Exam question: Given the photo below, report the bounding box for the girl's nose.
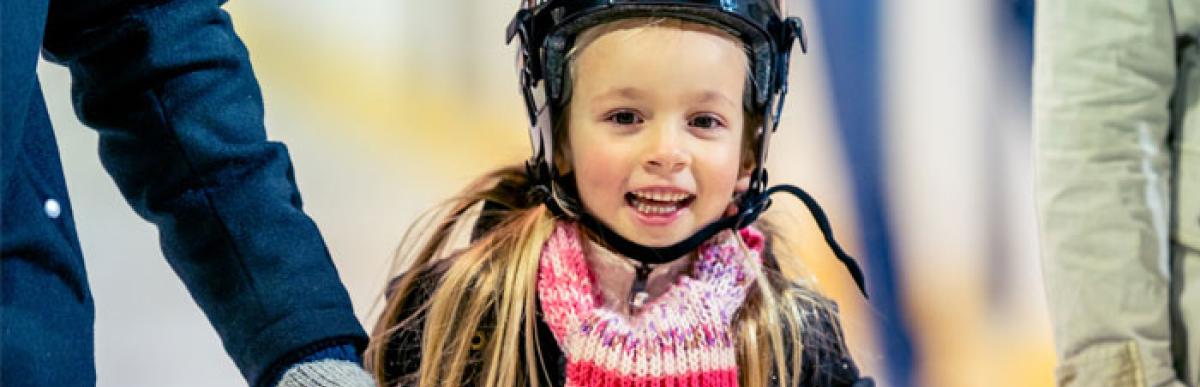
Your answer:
[642,124,690,175]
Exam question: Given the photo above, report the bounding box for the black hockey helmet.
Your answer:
[504,0,866,297]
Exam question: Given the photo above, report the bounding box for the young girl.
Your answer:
[366,1,873,386]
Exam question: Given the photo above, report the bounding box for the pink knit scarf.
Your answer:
[537,222,765,387]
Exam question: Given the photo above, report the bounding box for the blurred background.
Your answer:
[36,0,1050,386]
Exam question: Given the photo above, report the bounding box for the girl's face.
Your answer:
[566,21,751,248]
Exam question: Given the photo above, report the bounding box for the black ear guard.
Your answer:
[503,0,866,298]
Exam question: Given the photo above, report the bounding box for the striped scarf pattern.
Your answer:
[537,222,763,387]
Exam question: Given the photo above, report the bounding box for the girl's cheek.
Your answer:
[576,153,627,202]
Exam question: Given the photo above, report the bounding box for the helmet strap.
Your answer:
[534,171,869,298]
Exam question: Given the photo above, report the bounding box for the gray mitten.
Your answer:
[275,360,376,387]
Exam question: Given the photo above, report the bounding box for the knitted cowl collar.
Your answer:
[537,221,765,387]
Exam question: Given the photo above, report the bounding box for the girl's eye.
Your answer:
[689,114,724,129]
[606,111,643,125]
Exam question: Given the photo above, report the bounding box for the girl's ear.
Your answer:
[725,168,754,217]
[735,168,752,193]
[554,143,574,174]
[553,106,574,174]
[736,141,755,193]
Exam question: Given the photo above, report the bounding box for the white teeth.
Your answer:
[634,202,678,215]
[632,190,689,202]
[629,190,691,215]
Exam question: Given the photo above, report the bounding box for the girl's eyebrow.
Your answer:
[593,86,647,101]
[592,88,736,109]
[692,90,738,109]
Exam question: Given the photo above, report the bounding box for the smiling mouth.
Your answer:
[625,189,696,216]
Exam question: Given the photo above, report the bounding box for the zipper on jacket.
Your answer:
[628,261,653,312]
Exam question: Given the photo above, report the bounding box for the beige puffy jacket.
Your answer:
[1035,1,1200,386]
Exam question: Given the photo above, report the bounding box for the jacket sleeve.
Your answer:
[378,258,501,387]
[39,2,366,386]
[378,265,442,387]
[1033,1,1186,386]
[782,290,873,387]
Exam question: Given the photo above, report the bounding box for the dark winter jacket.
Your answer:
[377,257,875,387]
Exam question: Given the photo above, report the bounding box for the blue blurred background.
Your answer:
[36,0,1049,386]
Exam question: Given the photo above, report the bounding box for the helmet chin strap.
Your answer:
[543,192,736,264]
[535,170,869,298]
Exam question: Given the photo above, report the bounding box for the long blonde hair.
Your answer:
[367,15,839,387]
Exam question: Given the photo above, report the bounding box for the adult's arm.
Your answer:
[40,1,367,386]
[1034,1,1184,385]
